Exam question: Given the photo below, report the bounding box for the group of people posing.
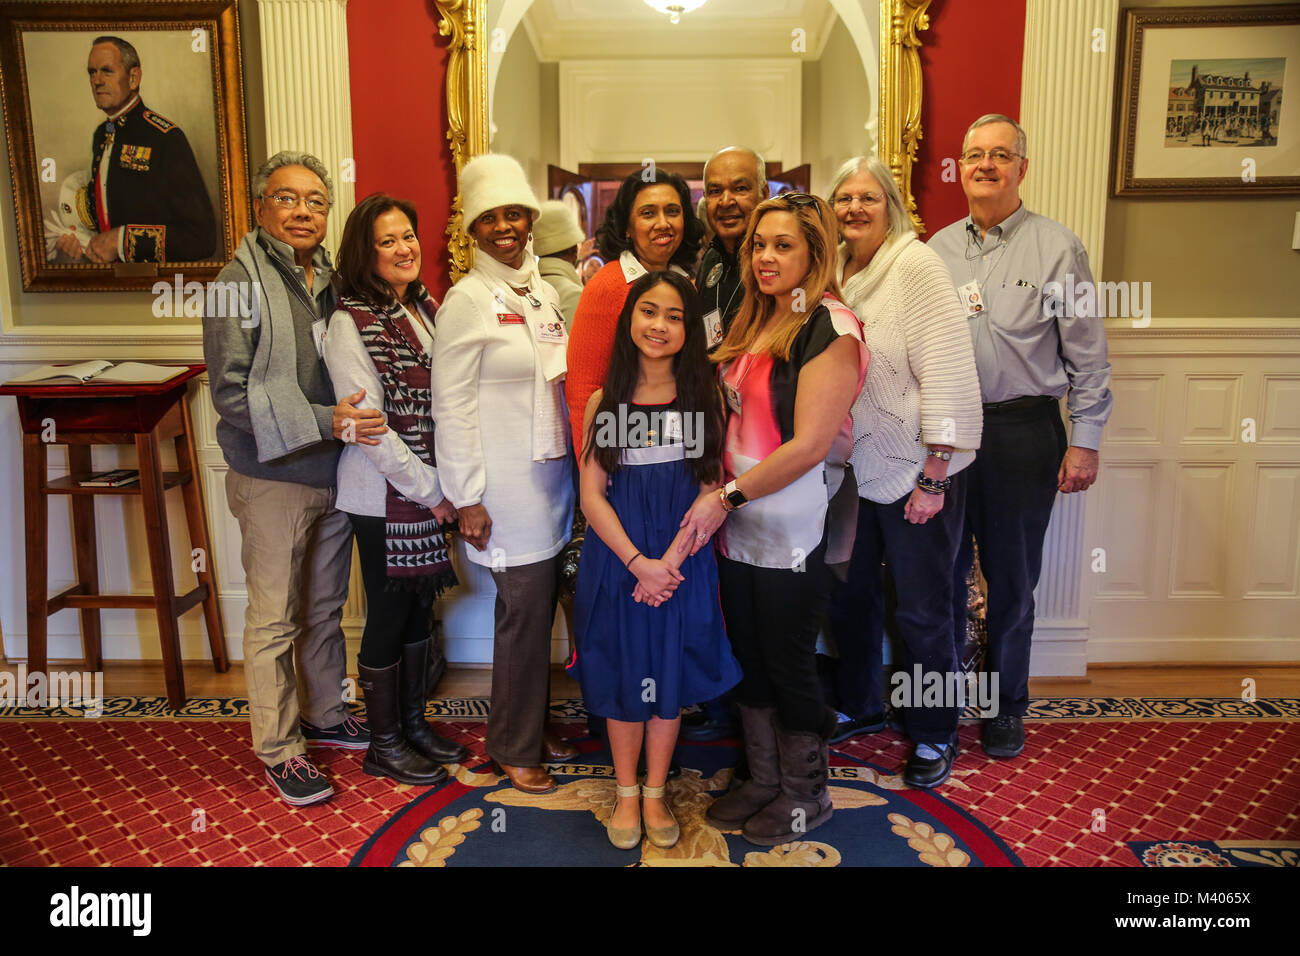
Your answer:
[202,112,1112,853]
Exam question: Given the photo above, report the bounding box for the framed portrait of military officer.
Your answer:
[0,0,250,291]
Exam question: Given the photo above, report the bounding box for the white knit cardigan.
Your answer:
[841,233,983,504]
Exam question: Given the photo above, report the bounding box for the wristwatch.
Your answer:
[926,448,953,461]
[721,479,748,511]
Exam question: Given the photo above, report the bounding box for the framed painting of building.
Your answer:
[0,0,250,292]
[1112,4,1300,196]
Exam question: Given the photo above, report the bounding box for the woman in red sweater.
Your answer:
[565,170,705,455]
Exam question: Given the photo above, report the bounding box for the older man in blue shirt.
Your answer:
[928,114,1112,760]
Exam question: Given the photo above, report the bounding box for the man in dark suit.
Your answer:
[55,35,216,264]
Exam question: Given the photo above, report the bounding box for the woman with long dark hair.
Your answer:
[323,192,468,786]
[565,169,706,458]
[568,270,739,850]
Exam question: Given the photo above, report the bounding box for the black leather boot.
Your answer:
[401,639,469,764]
[358,662,447,786]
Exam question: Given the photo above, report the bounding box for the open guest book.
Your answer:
[7,360,186,386]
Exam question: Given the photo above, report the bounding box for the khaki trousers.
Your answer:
[486,556,561,767]
[225,470,353,766]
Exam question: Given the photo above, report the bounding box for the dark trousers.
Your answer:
[829,475,968,746]
[487,556,561,767]
[350,514,433,668]
[718,541,833,734]
[953,399,1067,717]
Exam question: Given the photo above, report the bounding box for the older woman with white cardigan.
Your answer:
[430,155,575,794]
[824,155,982,790]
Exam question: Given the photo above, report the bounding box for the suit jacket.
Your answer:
[82,97,217,262]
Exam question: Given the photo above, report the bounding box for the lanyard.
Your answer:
[964,215,1023,289]
[714,259,740,319]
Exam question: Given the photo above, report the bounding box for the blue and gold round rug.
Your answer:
[350,736,1021,867]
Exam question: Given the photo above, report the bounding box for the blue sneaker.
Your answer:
[301,714,369,750]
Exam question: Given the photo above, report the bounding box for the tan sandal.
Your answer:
[607,783,642,850]
[641,783,680,849]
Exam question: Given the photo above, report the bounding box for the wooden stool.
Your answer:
[1,364,229,709]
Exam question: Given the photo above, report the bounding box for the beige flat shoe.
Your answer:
[607,784,642,850]
[641,783,680,849]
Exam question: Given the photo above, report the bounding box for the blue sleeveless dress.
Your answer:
[568,401,742,722]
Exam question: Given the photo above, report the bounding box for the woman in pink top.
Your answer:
[686,193,868,847]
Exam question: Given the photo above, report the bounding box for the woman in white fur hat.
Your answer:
[430,154,576,794]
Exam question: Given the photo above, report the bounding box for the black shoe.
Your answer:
[903,739,959,789]
[401,639,470,764]
[680,708,736,742]
[828,711,887,744]
[358,662,448,786]
[265,755,333,806]
[301,714,370,750]
[982,714,1025,759]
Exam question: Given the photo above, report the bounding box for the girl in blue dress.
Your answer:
[568,270,741,851]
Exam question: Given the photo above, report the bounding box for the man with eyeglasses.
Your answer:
[203,151,387,805]
[54,35,216,264]
[928,114,1112,761]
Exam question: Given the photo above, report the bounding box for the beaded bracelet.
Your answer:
[916,474,951,495]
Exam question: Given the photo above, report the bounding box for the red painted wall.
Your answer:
[345,0,1028,282]
[346,0,458,297]
[913,0,1027,235]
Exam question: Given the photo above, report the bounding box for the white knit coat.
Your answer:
[841,233,983,504]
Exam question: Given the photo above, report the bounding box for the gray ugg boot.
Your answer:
[706,704,780,829]
[740,721,833,846]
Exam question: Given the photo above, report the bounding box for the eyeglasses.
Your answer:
[261,192,331,214]
[959,149,1023,166]
[833,193,884,209]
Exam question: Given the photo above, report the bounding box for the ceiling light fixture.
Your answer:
[642,0,708,25]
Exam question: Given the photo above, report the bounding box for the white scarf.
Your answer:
[472,247,569,461]
[838,232,916,310]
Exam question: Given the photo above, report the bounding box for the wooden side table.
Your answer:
[0,364,229,708]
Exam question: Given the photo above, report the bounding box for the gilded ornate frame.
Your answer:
[0,0,250,292]
[434,0,933,282]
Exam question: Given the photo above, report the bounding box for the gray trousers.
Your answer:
[485,555,561,767]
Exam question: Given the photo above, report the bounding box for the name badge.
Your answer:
[703,309,724,349]
[537,317,566,343]
[958,280,985,316]
[496,313,525,325]
[723,381,742,415]
[662,410,683,443]
[311,318,327,358]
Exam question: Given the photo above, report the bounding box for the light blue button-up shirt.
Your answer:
[928,203,1113,450]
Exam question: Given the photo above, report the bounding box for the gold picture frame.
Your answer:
[0,0,250,292]
[434,0,933,282]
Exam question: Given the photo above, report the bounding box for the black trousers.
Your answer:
[350,513,434,668]
[952,399,1068,717]
[718,541,834,734]
[828,475,967,746]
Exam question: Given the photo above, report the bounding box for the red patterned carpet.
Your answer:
[1,707,1296,867]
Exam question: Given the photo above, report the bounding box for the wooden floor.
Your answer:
[3,660,1298,700]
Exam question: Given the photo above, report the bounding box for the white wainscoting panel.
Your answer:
[1084,323,1300,662]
